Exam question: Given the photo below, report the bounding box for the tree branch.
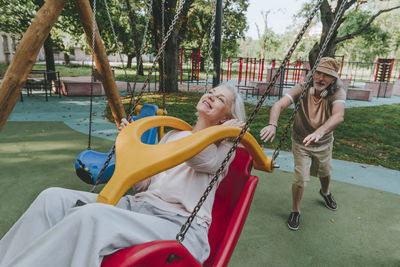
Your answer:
[336,5,400,43]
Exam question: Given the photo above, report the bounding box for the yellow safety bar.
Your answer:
[96,116,273,205]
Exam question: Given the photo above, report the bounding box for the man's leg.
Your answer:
[289,141,311,230]
[319,175,337,210]
[319,174,331,194]
[292,183,304,212]
[311,143,337,211]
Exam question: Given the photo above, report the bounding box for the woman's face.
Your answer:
[196,86,235,125]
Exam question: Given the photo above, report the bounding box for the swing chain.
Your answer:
[128,0,187,119]
[271,0,348,161]
[162,0,166,107]
[103,0,130,89]
[176,0,325,244]
[204,0,217,92]
[90,145,116,192]
[127,0,153,113]
[88,0,98,150]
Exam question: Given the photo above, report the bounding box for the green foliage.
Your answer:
[221,0,249,59]
[93,0,149,57]
[0,0,150,57]
[337,10,391,62]
[181,0,249,61]
[291,0,400,63]
[0,0,36,35]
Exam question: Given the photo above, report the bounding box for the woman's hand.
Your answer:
[118,118,131,133]
[221,119,248,131]
[260,124,277,143]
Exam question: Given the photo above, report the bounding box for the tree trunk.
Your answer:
[127,54,133,69]
[152,0,195,93]
[125,0,144,75]
[43,34,57,81]
[63,53,70,65]
[163,31,179,92]
[200,57,205,72]
[308,0,340,68]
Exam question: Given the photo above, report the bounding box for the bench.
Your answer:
[346,88,373,101]
[236,85,258,99]
[63,81,105,96]
[23,70,62,101]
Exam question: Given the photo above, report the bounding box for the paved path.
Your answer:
[7,81,400,195]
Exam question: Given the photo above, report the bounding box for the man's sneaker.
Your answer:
[320,189,337,210]
[287,211,300,230]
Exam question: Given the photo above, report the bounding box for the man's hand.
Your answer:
[260,124,277,143]
[303,130,324,147]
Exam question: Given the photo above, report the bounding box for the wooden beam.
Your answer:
[0,0,68,131]
[72,0,126,126]
[0,0,126,131]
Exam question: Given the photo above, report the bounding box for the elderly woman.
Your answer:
[0,83,246,267]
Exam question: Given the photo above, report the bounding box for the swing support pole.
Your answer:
[0,0,126,131]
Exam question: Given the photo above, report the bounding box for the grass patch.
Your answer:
[334,105,400,170]
[106,92,400,171]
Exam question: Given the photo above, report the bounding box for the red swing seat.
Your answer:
[101,146,259,267]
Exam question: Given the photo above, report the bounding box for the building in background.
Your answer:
[0,32,18,65]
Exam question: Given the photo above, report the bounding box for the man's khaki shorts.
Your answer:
[292,140,333,187]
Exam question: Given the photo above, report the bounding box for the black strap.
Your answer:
[75,199,87,207]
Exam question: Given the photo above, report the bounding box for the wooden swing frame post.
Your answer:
[0,0,126,131]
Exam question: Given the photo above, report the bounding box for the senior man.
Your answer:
[260,57,346,230]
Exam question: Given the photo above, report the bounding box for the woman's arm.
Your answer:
[186,119,244,174]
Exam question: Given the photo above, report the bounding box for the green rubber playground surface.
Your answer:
[1,121,399,266]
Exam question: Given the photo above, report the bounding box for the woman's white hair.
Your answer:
[216,82,246,122]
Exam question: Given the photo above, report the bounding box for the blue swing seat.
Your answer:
[75,104,160,185]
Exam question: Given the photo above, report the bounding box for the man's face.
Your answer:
[313,71,336,91]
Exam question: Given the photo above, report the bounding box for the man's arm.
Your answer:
[303,102,345,147]
[260,96,292,143]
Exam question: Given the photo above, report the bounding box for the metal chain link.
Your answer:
[104,0,153,115]
[272,0,348,161]
[91,0,183,192]
[88,0,97,150]
[103,0,130,90]
[128,0,187,118]
[204,0,217,93]
[176,0,324,244]
[90,145,115,192]
[162,0,166,112]
[127,0,153,113]
[88,0,148,190]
